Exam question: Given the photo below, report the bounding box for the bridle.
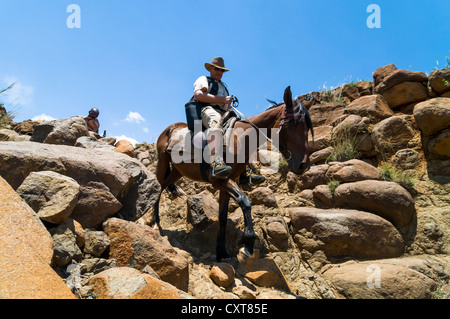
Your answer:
[276,101,309,161]
[230,96,309,161]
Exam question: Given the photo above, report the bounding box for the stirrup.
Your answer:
[210,156,232,179]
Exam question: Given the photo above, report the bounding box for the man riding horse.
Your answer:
[186,57,265,184]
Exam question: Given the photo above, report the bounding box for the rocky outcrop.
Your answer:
[1,63,449,300]
[0,141,160,224]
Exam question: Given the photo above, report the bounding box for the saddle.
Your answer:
[166,111,240,167]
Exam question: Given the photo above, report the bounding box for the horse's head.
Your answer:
[278,86,314,175]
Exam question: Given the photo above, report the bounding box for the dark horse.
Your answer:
[151,86,314,266]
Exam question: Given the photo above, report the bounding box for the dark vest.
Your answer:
[185,77,229,131]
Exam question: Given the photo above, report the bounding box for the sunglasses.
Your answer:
[213,67,225,72]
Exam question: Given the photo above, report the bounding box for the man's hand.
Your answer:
[224,96,233,104]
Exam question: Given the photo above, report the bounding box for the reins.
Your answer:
[229,96,308,161]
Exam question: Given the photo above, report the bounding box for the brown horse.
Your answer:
[151,86,314,265]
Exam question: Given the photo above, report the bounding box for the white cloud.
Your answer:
[142,127,149,133]
[124,111,146,124]
[114,135,139,147]
[2,76,34,106]
[31,114,57,122]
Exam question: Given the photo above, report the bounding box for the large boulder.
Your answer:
[0,141,160,222]
[88,267,193,299]
[428,68,450,94]
[347,95,394,123]
[289,207,405,259]
[186,190,219,231]
[308,103,346,127]
[30,116,90,146]
[413,98,450,136]
[71,182,123,229]
[16,171,80,225]
[373,65,429,108]
[325,159,382,183]
[333,180,416,229]
[103,218,190,292]
[322,258,437,299]
[371,116,416,156]
[0,176,75,298]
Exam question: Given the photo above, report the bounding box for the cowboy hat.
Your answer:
[205,57,230,72]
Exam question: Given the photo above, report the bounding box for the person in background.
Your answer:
[85,108,100,134]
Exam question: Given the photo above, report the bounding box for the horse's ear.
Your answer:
[284,86,293,112]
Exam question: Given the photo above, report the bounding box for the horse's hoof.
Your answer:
[237,247,258,271]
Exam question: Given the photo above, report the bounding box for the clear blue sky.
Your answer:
[1,0,449,144]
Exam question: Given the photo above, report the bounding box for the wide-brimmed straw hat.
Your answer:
[205,57,230,72]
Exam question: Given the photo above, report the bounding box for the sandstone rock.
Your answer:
[371,116,416,156]
[374,67,428,95]
[334,180,415,228]
[332,115,369,137]
[312,184,334,208]
[249,187,278,207]
[310,146,333,165]
[372,65,429,108]
[325,159,381,183]
[116,140,135,157]
[31,116,89,146]
[347,95,394,122]
[0,176,75,298]
[16,171,80,224]
[264,217,291,251]
[187,190,219,230]
[428,68,450,94]
[427,130,450,158]
[289,207,405,259]
[0,141,160,222]
[373,64,398,88]
[71,182,123,229]
[245,271,280,288]
[0,128,30,141]
[84,230,110,257]
[232,285,257,299]
[308,125,332,153]
[322,258,437,299]
[383,81,428,108]
[12,120,40,136]
[392,148,421,170]
[297,164,329,190]
[79,258,118,275]
[413,98,450,136]
[210,263,235,288]
[89,267,193,299]
[75,136,115,151]
[103,217,189,291]
[49,223,83,267]
[308,103,346,127]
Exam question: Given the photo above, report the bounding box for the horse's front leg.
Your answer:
[216,190,231,262]
[215,179,257,268]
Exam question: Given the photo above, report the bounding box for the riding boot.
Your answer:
[239,167,266,185]
[210,155,232,179]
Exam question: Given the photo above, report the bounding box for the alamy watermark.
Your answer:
[367,4,381,29]
[366,264,381,289]
[66,4,81,29]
